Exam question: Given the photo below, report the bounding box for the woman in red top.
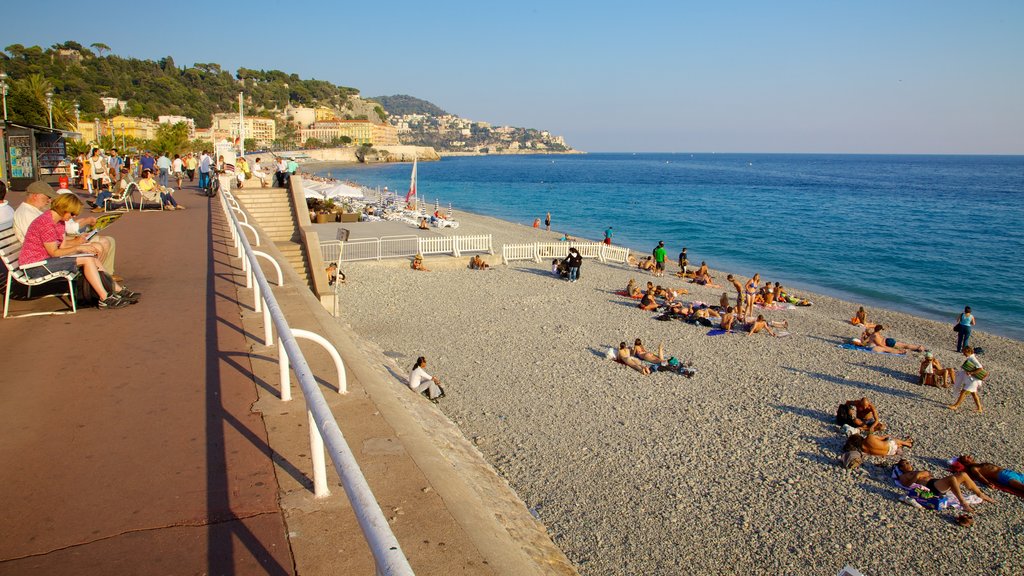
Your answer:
[20,193,134,309]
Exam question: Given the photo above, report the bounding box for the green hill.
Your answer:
[369,95,448,117]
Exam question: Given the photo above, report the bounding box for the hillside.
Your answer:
[368,95,447,117]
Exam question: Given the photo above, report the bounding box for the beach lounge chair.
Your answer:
[105,182,135,212]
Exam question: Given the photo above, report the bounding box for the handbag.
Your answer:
[953,323,962,333]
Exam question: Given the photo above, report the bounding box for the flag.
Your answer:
[405,157,417,202]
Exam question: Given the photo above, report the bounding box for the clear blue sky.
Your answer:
[3,0,1022,153]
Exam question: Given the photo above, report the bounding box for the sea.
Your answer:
[313,153,1024,342]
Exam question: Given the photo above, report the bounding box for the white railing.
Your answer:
[321,234,494,263]
[502,241,628,265]
[220,191,414,576]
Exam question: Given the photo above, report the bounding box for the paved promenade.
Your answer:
[0,180,576,576]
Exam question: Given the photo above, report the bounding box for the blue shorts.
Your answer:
[23,258,79,279]
[997,469,1024,486]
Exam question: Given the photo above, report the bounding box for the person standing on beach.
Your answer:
[955,306,976,352]
[744,274,760,319]
[652,241,666,277]
[604,226,613,245]
[533,217,540,228]
[678,247,688,275]
[727,275,744,310]
[565,247,582,282]
[545,212,551,231]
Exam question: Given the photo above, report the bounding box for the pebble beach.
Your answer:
[332,209,1024,575]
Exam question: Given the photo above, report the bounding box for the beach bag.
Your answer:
[840,450,864,469]
[953,323,962,333]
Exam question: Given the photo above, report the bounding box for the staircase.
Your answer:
[234,187,311,288]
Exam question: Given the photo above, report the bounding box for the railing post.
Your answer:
[533,242,541,263]
[453,237,461,258]
[279,339,292,401]
[263,301,272,346]
[309,410,330,498]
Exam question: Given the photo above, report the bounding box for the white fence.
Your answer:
[501,242,631,265]
[321,234,493,263]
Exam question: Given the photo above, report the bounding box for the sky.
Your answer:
[3,0,1023,154]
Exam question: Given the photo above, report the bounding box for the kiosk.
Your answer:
[1,122,76,191]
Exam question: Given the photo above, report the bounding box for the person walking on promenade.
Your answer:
[652,241,667,277]
[603,226,613,245]
[107,148,123,182]
[198,151,212,190]
[955,306,976,352]
[185,153,198,183]
[545,212,551,231]
[565,247,583,283]
[408,356,445,402]
[156,152,172,188]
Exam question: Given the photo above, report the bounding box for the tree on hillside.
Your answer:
[90,43,111,57]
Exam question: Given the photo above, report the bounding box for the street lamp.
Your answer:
[0,72,9,121]
[45,91,53,129]
[121,123,125,150]
[74,102,80,129]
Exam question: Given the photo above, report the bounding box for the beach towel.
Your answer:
[838,343,905,356]
[706,328,734,336]
[757,303,796,311]
[614,290,643,300]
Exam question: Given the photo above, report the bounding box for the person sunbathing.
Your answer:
[469,255,489,270]
[638,288,659,311]
[720,307,737,331]
[838,397,885,432]
[637,256,656,272]
[626,278,642,298]
[856,325,906,354]
[896,459,994,513]
[845,432,913,458]
[919,352,954,388]
[762,282,776,306]
[418,218,429,230]
[719,292,730,309]
[850,306,877,328]
[631,339,664,363]
[745,314,787,336]
[955,455,1024,499]
[616,342,650,374]
[411,254,430,271]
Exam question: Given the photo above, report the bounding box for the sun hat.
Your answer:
[26,181,59,199]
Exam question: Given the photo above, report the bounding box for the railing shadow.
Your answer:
[783,366,922,400]
[205,200,291,576]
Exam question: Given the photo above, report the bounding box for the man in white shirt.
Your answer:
[0,181,14,229]
[198,151,213,190]
[13,181,118,277]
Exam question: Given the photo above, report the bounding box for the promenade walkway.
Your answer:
[0,179,576,575]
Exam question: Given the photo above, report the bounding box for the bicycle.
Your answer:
[202,168,220,198]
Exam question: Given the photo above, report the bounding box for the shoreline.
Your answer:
[331,198,1024,574]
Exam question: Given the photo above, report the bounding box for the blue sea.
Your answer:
[315,153,1024,341]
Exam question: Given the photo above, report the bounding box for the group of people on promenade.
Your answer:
[4,180,140,310]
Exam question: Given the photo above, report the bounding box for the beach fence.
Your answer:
[501,241,631,265]
[321,234,494,263]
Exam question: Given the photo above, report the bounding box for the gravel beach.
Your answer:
[333,210,1024,575]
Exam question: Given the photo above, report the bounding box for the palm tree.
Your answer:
[51,98,76,131]
[18,73,53,108]
[90,43,111,57]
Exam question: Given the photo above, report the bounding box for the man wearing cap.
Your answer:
[13,181,118,278]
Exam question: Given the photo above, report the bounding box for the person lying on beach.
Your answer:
[954,455,1024,499]
[837,397,885,432]
[626,278,642,298]
[411,254,430,271]
[745,314,787,336]
[691,269,721,288]
[865,325,924,353]
[896,459,994,513]
[616,342,651,374]
[469,255,490,270]
[855,325,907,354]
[919,352,954,388]
[638,288,659,311]
[845,432,913,458]
[632,339,665,363]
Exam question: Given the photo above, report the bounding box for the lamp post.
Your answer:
[0,72,8,122]
[45,91,53,129]
[121,123,125,150]
[74,102,80,130]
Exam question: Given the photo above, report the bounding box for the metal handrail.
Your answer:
[218,191,415,576]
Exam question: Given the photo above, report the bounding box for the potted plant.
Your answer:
[316,198,335,223]
[306,198,323,221]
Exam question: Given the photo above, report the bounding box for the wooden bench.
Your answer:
[0,223,79,318]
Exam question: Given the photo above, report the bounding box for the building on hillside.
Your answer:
[76,116,159,143]
[315,106,338,122]
[100,97,127,114]
[298,120,399,147]
[286,106,316,128]
[158,115,196,137]
[193,127,232,146]
[211,114,277,146]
